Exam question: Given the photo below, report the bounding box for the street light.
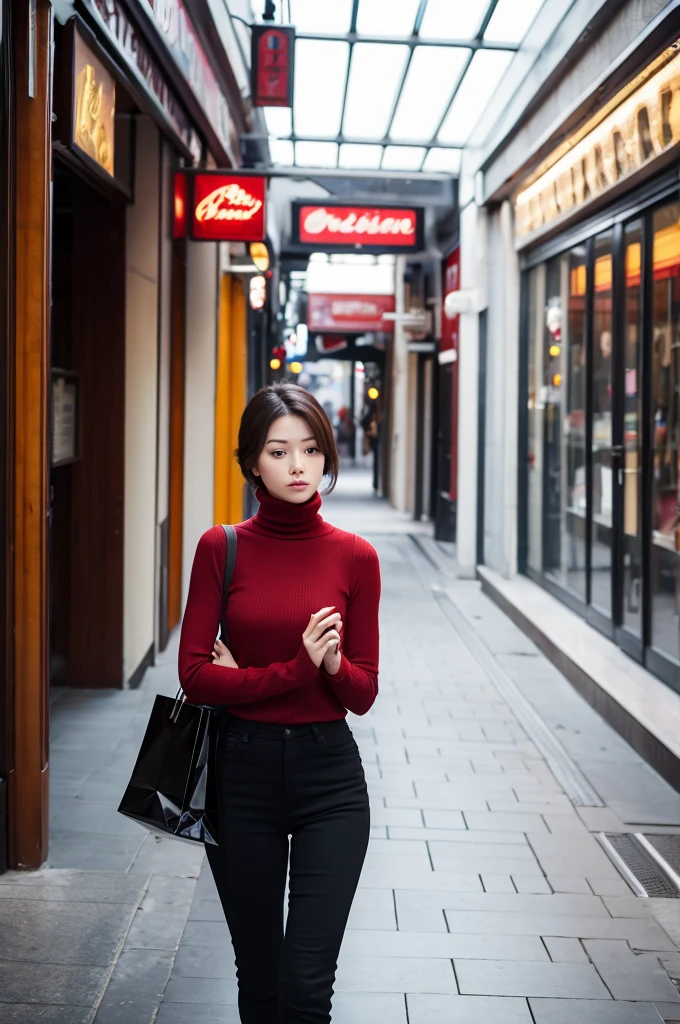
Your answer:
[290,361,303,374]
[367,386,379,400]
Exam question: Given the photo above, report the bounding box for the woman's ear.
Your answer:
[252,466,260,478]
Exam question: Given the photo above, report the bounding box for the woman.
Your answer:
[178,382,381,1024]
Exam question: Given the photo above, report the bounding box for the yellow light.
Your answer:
[552,373,562,387]
[367,387,379,400]
[549,344,561,357]
[250,242,270,272]
[290,361,303,374]
[270,358,281,370]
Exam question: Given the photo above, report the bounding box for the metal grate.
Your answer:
[645,834,680,879]
[601,833,680,898]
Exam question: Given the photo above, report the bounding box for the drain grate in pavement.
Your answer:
[599,832,680,897]
[644,833,680,879]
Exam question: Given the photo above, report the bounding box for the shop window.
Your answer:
[622,221,643,638]
[590,232,613,617]
[540,247,588,597]
[527,264,544,573]
[651,201,680,664]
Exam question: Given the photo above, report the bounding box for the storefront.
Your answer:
[517,41,680,691]
[3,0,249,871]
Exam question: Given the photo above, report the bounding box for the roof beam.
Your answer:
[294,32,516,50]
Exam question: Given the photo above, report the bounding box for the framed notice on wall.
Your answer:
[51,370,80,467]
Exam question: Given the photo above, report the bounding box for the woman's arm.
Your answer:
[178,527,318,705]
[320,537,381,715]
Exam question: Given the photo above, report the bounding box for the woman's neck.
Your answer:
[245,486,334,539]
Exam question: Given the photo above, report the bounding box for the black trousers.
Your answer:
[205,713,370,1024]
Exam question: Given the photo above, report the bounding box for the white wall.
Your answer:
[155,140,174,650]
[482,201,520,577]
[389,255,409,512]
[456,200,487,578]
[124,117,160,683]
[182,240,218,609]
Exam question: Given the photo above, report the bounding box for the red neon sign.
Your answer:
[173,172,187,239]
[192,174,266,242]
[307,294,395,334]
[298,205,420,248]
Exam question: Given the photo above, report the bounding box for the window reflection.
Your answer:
[622,222,643,637]
[590,233,613,616]
[651,202,680,664]
[542,248,587,598]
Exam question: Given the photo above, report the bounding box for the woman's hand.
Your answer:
[212,639,238,669]
[302,606,343,669]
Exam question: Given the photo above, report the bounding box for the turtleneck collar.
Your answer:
[246,486,334,540]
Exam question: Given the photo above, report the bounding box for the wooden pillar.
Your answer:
[11,0,52,868]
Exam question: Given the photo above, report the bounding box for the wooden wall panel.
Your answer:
[67,191,126,687]
[11,0,52,868]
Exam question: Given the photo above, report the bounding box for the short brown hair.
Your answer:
[235,382,339,495]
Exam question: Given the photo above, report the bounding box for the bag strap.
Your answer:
[219,525,237,644]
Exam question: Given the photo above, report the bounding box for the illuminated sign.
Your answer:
[294,203,423,252]
[250,242,270,271]
[307,294,396,334]
[173,173,187,239]
[515,46,680,242]
[252,25,295,108]
[249,275,266,310]
[191,174,266,242]
[72,27,115,176]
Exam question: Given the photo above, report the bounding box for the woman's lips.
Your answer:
[288,482,308,488]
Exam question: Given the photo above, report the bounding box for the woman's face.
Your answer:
[252,413,326,503]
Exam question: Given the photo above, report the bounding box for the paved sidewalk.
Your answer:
[2,469,680,1022]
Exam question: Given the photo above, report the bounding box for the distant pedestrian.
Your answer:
[179,382,381,1024]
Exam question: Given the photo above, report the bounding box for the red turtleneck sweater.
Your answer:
[178,488,381,722]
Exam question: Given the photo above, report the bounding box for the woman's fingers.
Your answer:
[310,612,342,641]
[303,607,334,639]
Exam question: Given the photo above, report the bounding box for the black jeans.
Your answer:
[205,713,370,1024]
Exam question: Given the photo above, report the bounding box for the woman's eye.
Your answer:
[306,447,319,454]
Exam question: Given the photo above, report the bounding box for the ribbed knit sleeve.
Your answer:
[178,527,318,705]
[320,536,381,715]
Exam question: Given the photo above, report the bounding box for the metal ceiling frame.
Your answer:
[247,0,518,173]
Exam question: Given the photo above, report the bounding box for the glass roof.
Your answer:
[249,0,546,173]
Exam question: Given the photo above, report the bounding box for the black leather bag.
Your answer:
[117,525,236,845]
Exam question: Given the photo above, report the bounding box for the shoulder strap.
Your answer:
[219,525,237,643]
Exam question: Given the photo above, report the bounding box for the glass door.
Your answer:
[588,232,614,629]
[648,201,680,683]
[612,220,644,655]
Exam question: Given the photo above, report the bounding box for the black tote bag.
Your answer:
[118,524,236,846]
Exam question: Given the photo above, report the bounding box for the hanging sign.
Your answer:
[293,202,423,253]
[191,173,266,242]
[251,25,295,107]
[72,25,116,177]
[307,294,395,334]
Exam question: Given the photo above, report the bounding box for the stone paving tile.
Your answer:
[0,961,109,1006]
[583,940,680,1002]
[407,994,533,1023]
[455,957,610,997]
[442,911,676,949]
[0,1006,93,1023]
[543,937,590,963]
[334,955,457,992]
[340,929,548,961]
[530,999,665,1023]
